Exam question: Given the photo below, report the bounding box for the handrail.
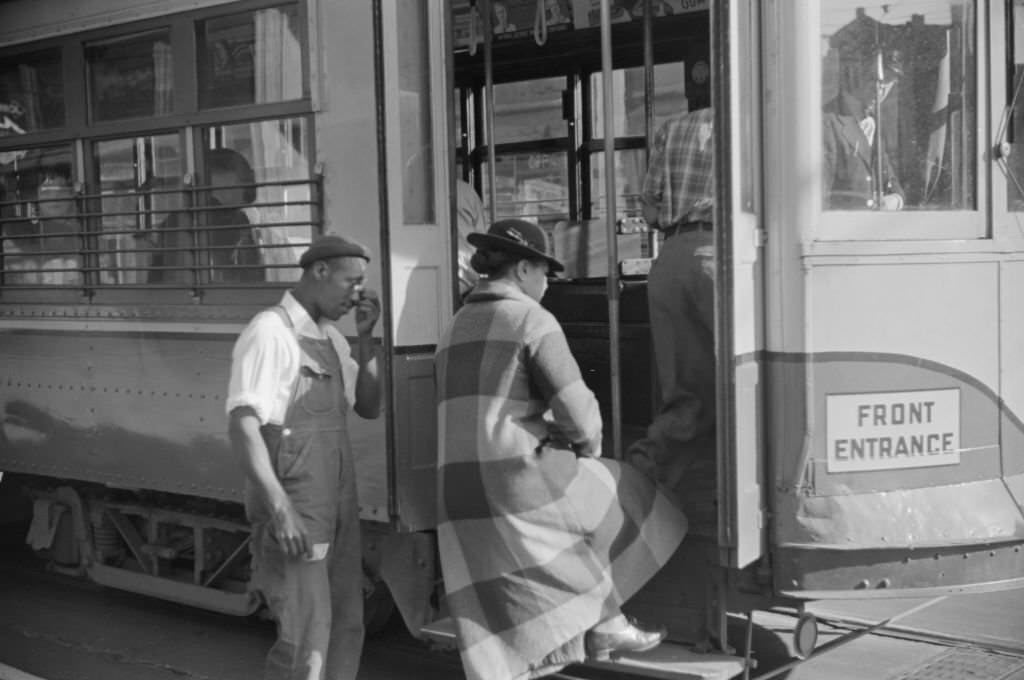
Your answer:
[599,0,622,460]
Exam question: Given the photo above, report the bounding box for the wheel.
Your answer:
[793,612,818,660]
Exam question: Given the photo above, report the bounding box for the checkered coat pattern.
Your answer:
[436,280,687,680]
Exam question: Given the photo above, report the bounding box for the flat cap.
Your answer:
[299,235,372,268]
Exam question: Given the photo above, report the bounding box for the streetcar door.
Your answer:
[378,0,452,531]
[714,0,766,569]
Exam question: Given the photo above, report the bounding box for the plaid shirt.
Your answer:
[642,107,715,227]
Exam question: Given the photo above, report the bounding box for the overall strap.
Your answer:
[267,305,303,423]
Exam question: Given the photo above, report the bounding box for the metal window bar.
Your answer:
[0,175,323,292]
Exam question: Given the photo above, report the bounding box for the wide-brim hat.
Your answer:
[467,218,564,273]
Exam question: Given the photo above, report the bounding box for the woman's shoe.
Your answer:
[585,619,668,661]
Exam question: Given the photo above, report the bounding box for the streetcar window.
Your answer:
[481,150,569,228]
[1006,1,1024,210]
[821,1,976,212]
[86,30,174,122]
[93,134,184,286]
[589,63,688,137]
[197,5,305,110]
[492,78,567,144]
[199,117,313,284]
[0,49,65,132]
[397,0,436,225]
[0,145,81,286]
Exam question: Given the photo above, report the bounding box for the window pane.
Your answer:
[0,49,65,132]
[183,117,314,285]
[822,1,976,211]
[0,145,81,285]
[590,63,688,138]
[87,30,174,122]
[587,148,647,218]
[197,4,305,109]
[493,78,565,144]
[481,151,568,226]
[94,135,184,285]
[397,1,435,224]
[1006,2,1024,210]
[572,149,647,278]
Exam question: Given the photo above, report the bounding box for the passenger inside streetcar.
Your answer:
[152,147,264,284]
[1,168,82,286]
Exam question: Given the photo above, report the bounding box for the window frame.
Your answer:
[813,0,989,242]
[0,0,317,307]
[990,0,1024,242]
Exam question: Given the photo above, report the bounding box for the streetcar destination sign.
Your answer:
[825,388,960,473]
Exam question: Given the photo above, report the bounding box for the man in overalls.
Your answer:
[227,235,382,680]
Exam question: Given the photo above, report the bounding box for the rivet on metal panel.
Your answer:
[855,579,869,589]
[877,578,891,588]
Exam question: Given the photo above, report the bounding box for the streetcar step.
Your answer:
[420,618,745,679]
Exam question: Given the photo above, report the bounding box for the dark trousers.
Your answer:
[628,228,716,489]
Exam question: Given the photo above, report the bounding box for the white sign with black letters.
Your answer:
[826,388,961,473]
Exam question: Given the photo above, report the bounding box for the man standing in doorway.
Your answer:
[628,106,716,492]
[227,235,382,680]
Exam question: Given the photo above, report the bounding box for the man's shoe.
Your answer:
[585,619,667,661]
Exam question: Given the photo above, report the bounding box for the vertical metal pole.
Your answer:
[600,0,622,459]
[873,45,884,208]
[642,0,657,258]
[371,0,398,519]
[482,0,498,224]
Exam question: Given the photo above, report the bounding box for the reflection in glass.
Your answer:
[821,1,976,211]
[87,31,174,122]
[590,63,688,138]
[197,4,305,109]
[0,50,65,132]
[0,145,81,285]
[94,135,183,285]
[397,1,435,224]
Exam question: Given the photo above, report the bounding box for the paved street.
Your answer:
[1,522,1022,680]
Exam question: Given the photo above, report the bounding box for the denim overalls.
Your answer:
[245,307,364,680]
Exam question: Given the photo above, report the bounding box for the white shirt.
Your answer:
[226,291,358,425]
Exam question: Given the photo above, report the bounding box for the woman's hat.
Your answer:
[467,219,564,272]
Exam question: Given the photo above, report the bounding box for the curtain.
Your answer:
[153,40,174,116]
[254,8,302,104]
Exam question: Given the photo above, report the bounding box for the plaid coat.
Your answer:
[436,280,687,680]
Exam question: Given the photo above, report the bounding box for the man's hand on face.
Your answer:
[355,288,381,337]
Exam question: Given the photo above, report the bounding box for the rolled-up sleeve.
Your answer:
[225,314,293,425]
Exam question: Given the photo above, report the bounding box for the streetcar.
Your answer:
[0,0,1021,677]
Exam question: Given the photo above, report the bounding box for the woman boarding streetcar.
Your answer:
[434,219,687,680]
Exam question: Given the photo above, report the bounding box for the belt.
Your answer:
[661,220,713,238]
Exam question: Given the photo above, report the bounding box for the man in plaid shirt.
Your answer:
[628,106,716,492]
